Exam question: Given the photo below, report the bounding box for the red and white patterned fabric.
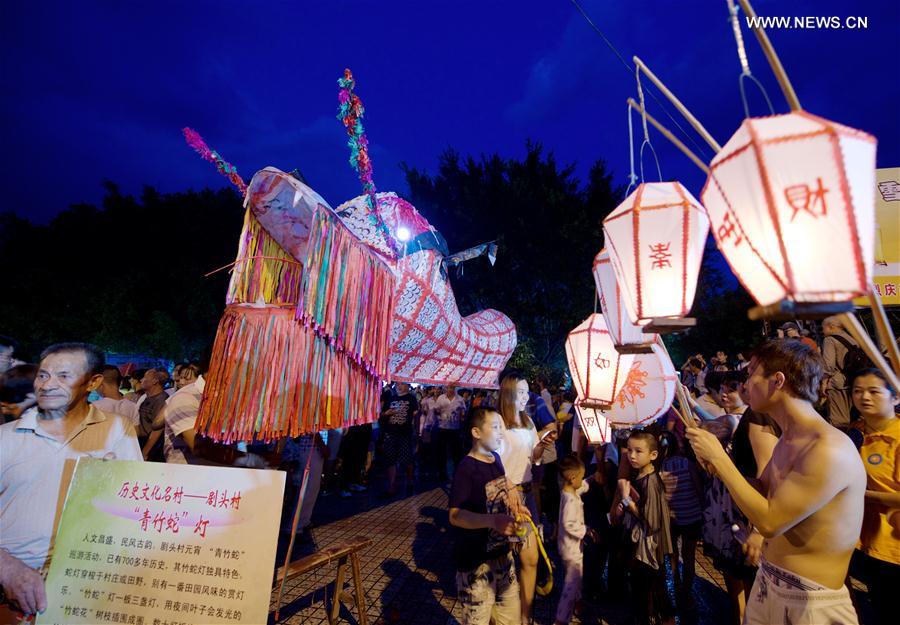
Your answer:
[238,167,516,388]
[334,192,517,388]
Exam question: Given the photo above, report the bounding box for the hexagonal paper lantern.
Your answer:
[701,112,876,306]
[602,182,710,324]
[565,313,635,406]
[593,248,656,351]
[604,342,677,426]
[574,404,612,444]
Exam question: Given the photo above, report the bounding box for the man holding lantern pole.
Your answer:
[687,339,865,625]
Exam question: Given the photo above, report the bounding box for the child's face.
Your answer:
[626,439,658,470]
[473,412,504,452]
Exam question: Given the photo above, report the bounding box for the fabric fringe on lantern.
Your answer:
[196,305,383,442]
[182,127,248,195]
[298,206,396,379]
[226,210,304,306]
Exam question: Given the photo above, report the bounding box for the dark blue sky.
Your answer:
[2,1,898,224]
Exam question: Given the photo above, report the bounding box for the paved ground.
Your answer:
[267,481,735,625]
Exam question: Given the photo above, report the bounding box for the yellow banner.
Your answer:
[855,167,900,307]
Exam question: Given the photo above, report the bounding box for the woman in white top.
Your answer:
[498,372,557,624]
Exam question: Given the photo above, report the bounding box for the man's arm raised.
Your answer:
[686,428,851,538]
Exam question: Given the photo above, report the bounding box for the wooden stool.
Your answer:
[273,535,373,624]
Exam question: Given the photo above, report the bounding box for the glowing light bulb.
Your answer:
[396,226,411,242]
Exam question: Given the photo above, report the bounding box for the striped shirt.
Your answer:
[163,376,205,464]
[0,405,142,570]
[660,455,703,525]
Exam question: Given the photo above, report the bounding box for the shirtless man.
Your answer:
[687,339,865,625]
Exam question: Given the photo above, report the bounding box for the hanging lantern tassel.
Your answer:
[297,205,396,381]
[225,210,304,306]
[196,305,383,442]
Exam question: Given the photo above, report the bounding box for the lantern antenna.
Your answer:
[868,290,900,376]
[627,99,710,175]
[839,313,900,392]
[633,57,722,153]
[736,0,802,111]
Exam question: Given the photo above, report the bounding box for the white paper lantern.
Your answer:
[701,112,876,306]
[593,248,656,350]
[602,182,710,324]
[574,404,612,444]
[604,343,677,426]
[565,313,635,406]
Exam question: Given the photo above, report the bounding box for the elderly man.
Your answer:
[687,339,865,625]
[0,342,141,617]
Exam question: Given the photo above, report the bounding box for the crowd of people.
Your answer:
[0,320,898,625]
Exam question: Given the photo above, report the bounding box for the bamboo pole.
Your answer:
[633,56,722,153]
[737,0,802,111]
[838,312,900,393]
[627,98,710,175]
[868,290,900,376]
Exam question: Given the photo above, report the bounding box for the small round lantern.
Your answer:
[565,313,635,407]
[602,182,710,326]
[574,404,612,445]
[593,248,656,353]
[604,342,677,427]
[701,112,876,308]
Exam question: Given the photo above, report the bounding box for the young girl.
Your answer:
[658,430,704,611]
[497,372,556,624]
[555,454,588,625]
[618,430,674,625]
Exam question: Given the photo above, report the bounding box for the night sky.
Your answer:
[2,0,898,226]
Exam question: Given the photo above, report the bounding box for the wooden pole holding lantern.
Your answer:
[737,0,802,111]
[868,290,900,375]
[838,313,900,393]
[633,57,722,152]
[626,99,709,175]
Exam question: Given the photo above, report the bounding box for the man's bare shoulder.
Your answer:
[799,425,864,477]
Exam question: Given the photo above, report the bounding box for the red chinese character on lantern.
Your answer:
[784,177,829,222]
[194,516,209,539]
[594,354,610,369]
[648,242,672,269]
[717,212,743,246]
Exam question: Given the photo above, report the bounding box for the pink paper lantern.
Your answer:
[565,313,635,406]
[701,112,876,306]
[604,343,677,426]
[593,248,656,350]
[574,404,612,444]
[602,182,710,324]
